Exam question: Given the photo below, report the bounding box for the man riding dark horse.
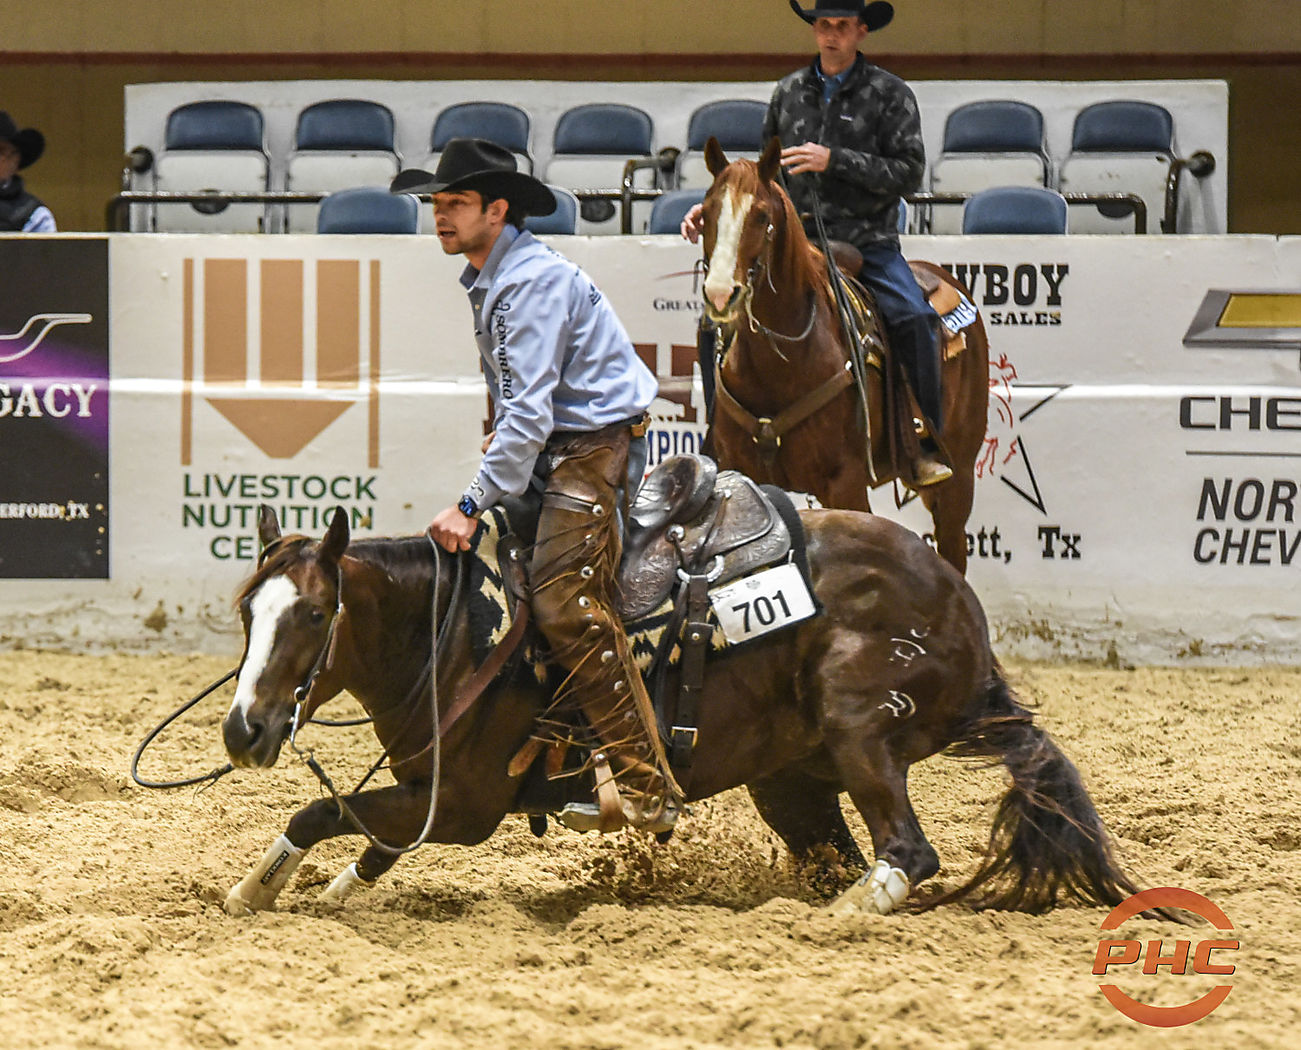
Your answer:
[392,139,682,832]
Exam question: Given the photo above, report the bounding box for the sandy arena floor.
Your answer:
[0,650,1297,1049]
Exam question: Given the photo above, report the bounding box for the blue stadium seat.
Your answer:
[1059,101,1175,233]
[648,189,705,234]
[317,187,419,234]
[287,100,401,232]
[552,103,653,155]
[1070,100,1174,152]
[164,100,264,151]
[928,101,1050,233]
[524,187,579,235]
[153,101,269,232]
[296,99,396,151]
[545,104,655,234]
[962,186,1068,234]
[677,99,768,190]
[431,102,532,169]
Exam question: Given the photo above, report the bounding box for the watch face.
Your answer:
[458,496,478,517]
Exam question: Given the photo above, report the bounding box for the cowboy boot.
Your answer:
[897,316,952,487]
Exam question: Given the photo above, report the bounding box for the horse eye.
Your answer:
[309,608,327,626]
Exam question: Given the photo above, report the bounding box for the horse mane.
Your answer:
[770,177,828,294]
[232,533,439,607]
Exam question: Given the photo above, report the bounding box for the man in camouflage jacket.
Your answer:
[766,1,950,484]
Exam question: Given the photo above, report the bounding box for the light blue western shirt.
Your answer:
[459,225,658,511]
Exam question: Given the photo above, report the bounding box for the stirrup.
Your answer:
[552,800,680,835]
[912,457,953,488]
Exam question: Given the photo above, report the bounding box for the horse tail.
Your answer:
[925,665,1175,918]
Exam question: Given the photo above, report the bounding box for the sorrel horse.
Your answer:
[698,138,990,574]
[218,503,1160,920]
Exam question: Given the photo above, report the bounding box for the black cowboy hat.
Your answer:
[789,0,894,30]
[0,111,45,169]
[390,137,556,217]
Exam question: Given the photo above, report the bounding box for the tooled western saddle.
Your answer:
[491,454,809,812]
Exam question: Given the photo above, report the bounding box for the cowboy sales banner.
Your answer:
[0,237,110,579]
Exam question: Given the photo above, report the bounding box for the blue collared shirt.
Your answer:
[817,60,853,105]
[458,225,658,511]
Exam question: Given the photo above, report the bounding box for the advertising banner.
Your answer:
[0,237,110,579]
[0,233,1297,663]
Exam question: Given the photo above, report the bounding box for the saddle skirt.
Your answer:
[619,454,792,621]
[824,241,975,362]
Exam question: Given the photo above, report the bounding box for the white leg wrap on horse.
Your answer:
[224,834,307,916]
[319,862,372,904]
[830,859,911,916]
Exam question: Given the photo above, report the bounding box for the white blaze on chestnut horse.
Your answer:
[697,137,991,575]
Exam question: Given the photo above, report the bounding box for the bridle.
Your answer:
[709,196,818,358]
[289,559,345,721]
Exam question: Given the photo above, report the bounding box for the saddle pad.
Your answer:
[465,503,820,681]
[464,508,724,679]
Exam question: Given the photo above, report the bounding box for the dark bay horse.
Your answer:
[218,505,1159,920]
[698,138,990,574]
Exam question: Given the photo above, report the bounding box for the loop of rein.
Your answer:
[286,533,448,858]
[130,669,238,790]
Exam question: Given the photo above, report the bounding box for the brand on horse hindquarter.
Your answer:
[217,496,1173,923]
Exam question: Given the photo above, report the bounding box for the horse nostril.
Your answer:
[222,710,264,764]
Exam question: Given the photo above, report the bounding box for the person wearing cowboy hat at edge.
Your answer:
[0,112,56,233]
[684,0,951,486]
[392,138,681,833]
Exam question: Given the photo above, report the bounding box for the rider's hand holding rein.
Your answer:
[429,506,476,553]
[780,141,831,174]
[681,203,704,244]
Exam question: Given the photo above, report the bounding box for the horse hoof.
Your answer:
[319,862,372,905]
[223,890,254,917]
[829,859,910,916]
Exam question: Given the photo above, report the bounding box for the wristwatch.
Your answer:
[457,494,480,519]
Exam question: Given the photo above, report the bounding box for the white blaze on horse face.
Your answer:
[232,575,299,718]
[704,188,754,313]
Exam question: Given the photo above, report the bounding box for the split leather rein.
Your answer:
[131,532,528,856]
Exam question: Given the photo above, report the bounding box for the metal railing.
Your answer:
[1163,150,1216,233]
[107,146,1217,237]
[906,191,1148,235]
[106,189,334,232]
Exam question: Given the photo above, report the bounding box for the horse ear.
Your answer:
[319,506,350,564]
[257,504,281,551]
[757,136,782,185]
[704,136,729,177]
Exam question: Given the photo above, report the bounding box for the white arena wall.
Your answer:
[1,231,1298,664]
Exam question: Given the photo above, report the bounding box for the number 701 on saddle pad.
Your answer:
[709,562,817,645]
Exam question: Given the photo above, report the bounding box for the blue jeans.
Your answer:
[856,244,943,433]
